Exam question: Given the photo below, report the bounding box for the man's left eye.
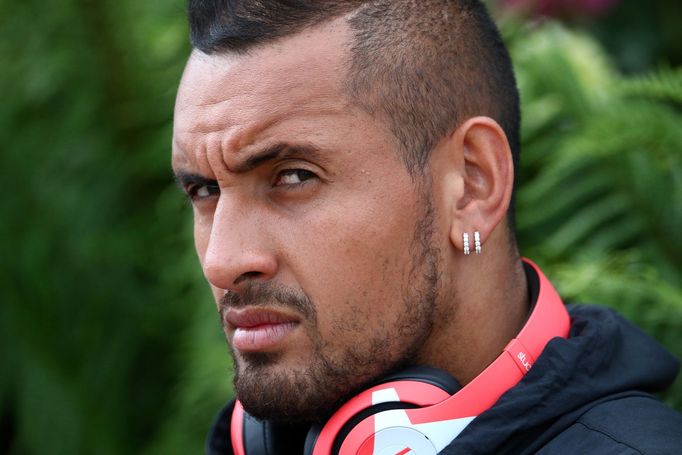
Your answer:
[275,169,317,186]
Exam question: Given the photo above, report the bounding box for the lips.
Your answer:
[223,308,300,352]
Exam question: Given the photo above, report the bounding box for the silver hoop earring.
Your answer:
[463,232,470,256]
[474,231,482,255]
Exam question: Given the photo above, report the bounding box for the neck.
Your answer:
[417,231,529,385]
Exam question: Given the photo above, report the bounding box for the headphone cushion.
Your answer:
[375,365,462,394]
[240,410,308,454]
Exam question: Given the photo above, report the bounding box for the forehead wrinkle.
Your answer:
[172,136,200,174]
[173,107,329,180]
[177,74,347,167]
[172,130,217,183]
[221,101,350,150]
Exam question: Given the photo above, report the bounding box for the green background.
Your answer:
[1,1,681,453]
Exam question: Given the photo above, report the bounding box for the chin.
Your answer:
[235,366,348,424]
[233,350,386,424]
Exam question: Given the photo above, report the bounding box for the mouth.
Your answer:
[223,307,301,352]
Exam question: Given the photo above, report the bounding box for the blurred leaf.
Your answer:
[510,22,682,410]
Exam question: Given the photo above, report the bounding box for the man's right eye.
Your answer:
[187,184,220,201]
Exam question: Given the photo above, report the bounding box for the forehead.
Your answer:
[173,18,353,162]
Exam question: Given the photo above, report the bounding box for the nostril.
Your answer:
[234,271,264,285]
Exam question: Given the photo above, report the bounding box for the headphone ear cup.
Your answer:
[379,365,462,394]
[304,366,461,454]
[234,403,308,455]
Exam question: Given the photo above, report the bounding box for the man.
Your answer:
[171,1,682,453]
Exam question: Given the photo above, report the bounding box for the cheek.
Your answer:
[285,194,420,340]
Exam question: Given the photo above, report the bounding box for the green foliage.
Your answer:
[0,0,229,453]
[1,4,680,455]
[508,23,682,409]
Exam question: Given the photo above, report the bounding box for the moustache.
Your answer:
[218,283,317,321]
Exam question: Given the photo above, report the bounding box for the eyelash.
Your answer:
[185,168,318,202]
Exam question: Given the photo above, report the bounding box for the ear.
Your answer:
[439,117,515,253]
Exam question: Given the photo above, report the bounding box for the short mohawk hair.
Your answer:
[189,0,364,53]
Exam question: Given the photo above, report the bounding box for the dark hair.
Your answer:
[188,0,520,227]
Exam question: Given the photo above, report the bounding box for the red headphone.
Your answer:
[230,259,570,454]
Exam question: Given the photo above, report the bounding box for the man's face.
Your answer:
[172,21,442,423]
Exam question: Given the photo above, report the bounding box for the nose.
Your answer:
[200,199,278,292]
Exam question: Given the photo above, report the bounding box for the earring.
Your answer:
[463,232,470,256]
[474,231,482,255]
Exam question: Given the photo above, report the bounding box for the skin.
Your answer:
[172,17,529,423]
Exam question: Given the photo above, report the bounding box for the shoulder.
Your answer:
[537,394,682,455]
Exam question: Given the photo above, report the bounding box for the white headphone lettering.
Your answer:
[517,352,532,372]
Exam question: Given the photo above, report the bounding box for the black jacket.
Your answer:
[440,304,682,454]
[207,305,682,454]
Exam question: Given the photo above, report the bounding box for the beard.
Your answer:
[219,197,441,424]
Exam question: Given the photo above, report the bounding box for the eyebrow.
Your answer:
[172,142,325,187]
[232,142,323,173]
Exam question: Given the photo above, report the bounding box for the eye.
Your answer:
[187,183,220,201]
[274,169,317,186]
